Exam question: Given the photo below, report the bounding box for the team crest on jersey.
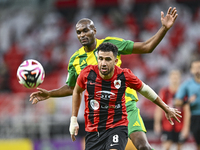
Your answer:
[90,99,99,110]
[114,80,121,89]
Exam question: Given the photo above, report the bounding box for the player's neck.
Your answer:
[84,41,97,52]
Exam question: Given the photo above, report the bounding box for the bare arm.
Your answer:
[29,84,74,104]
[153,97,181,125]
[70,82,85,142]
[72,83,85,117]
[138,83,181,125]
[132,7,178,54]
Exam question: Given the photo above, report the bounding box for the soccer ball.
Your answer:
[17,59,45,89]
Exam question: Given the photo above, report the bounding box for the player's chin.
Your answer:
[81,41,89,46]
[100,70,108,75]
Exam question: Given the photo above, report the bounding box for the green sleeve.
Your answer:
[103,37,134,55]
[66,57,78,87]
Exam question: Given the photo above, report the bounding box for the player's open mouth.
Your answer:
[101,68,107,72]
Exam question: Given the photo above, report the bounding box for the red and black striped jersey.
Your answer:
[77,65,142,132]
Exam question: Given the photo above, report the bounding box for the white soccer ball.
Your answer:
[17,59,45,89]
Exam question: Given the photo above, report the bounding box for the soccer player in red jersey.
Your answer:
[154,70,190,150]
[70,43,181,150]
[30,7,178,150]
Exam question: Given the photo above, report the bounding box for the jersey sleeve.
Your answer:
[103,37,134,55]
[124,69,142,90]
[66,61,78,87]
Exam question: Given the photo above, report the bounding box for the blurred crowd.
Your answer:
[0,0,200,140]
[0,0,200,93]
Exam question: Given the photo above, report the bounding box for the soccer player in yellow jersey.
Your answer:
[30,7,178,150]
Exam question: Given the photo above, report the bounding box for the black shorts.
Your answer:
[161,130,186,143]
[85,126,128,150]
[191,115,200,145]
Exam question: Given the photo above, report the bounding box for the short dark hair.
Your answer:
[97,42,118,58]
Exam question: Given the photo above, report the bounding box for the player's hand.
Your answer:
[165,107,182,125]
[69,116,79,142]
[29,88,50,104]
[161,7,178,30]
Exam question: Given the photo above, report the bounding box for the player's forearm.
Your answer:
[49,85,74,97]
[153,97,170,113]
[144,26,168,53]
[132,26,168,54]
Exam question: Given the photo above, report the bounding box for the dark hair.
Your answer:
[97,42,118,58]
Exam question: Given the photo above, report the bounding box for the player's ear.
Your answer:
[115,58,118,65]
[93,28,97,35]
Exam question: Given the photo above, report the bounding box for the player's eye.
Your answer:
[83,29,88,33]
[105,57,111,61]
[98,57,103,60]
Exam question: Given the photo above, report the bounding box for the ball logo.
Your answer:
[114,80,121,89]
[90,100,99,110]
[17,59,45,89]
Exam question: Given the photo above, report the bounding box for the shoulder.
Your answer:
[69,47,85,62]
[104,36,124,42]
[181,78,193,87]
[68,47,85,69]
[120,67,133,74]
[78,65,98,80]
[81,65,97,73]
[115,66,134,77]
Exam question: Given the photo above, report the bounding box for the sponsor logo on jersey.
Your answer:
[133,121,140,126]
[90,99,99,110]
[80,60,87,66]
[96,91,116,100]
[110,143,119,146]
[101,104,121,109]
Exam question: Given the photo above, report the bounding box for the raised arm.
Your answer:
[132,7,178,54]
[70,82,85,142]
[29,84,74,104]
[138,82,181,125]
